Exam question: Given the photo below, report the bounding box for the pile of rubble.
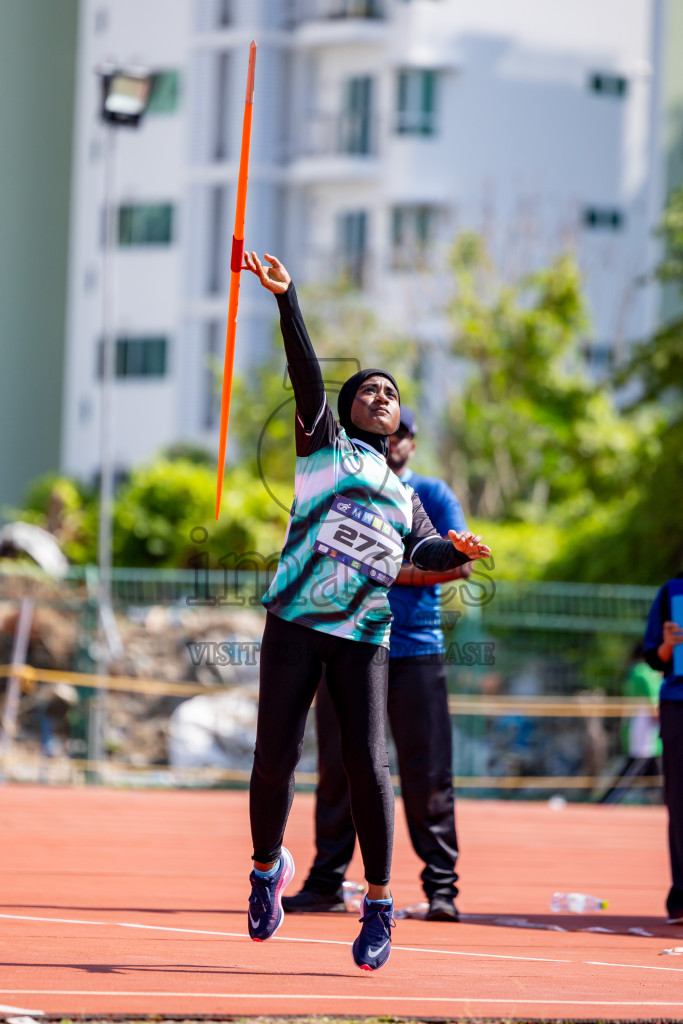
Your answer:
[0,580,320,776]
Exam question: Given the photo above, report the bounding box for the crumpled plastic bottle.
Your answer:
[550,892,608,913]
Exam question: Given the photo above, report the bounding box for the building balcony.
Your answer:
[288,0,385,24]
[297,110,378,157]
[287,0,388,47]
[287,111,381,181]
[299,247,376,291]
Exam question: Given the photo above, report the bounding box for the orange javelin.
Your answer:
[215,41,257,519]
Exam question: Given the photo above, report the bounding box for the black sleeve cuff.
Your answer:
[411,537,470,571]
[644,646,670,673]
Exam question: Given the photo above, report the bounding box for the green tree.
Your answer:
[442,233,650,526]
[226,280,427,516]
[548,189,683,583]
[111,458,288,567]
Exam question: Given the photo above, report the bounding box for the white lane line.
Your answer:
[1,991,683,1009]
[0,913,568,964]
[390,943,568,963]
[4,912,683,973]
[0,1005,44,1015]
[587,960,683,973]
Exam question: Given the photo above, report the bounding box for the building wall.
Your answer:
[660,0,683,324]
[61,0,667,482]
[0,0,78,514]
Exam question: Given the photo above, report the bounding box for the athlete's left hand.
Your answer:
[448,529,492,561]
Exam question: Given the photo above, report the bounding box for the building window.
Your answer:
[208,186,227,294]
[216,0,232,25]
[214,51,230,160]
[328,0,384,15]
[583,207,624,231]
[84,267,98,292]
[396,69,437,135]
[203,322,221,430]
[582,342,614,373]
[94,7,109,33]
[118,203,174,245]
[340,76,374,155]
[98,337,168,379]
[338,210,368,287]
[147,71,181,115]
[390,204,437,269]
[589,73,628,97]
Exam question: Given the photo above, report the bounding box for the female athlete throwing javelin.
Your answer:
[243,251,491,971]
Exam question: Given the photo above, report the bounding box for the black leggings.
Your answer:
[250,612,393,886]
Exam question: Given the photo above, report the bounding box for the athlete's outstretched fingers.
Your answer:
[243,250,261,275]
[448,529,492,560]
[250,250,266,279]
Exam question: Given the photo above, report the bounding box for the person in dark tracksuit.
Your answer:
[283,407,471,922]
[643,573,683,922]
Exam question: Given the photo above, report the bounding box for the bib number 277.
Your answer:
[333,522,392,561]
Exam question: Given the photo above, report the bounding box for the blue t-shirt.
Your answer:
[388,468,467,658]
[644,577,683,701]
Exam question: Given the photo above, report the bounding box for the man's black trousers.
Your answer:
[306,653,459,901]
[661,700,683,917]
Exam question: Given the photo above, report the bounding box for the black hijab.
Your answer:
[337,368,400,458]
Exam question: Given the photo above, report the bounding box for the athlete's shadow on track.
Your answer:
[457,912,683,939]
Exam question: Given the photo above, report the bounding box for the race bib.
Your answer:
[313,496,404,587]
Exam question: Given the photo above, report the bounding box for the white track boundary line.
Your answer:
[1,991,683,1009]
[3,911,683,974]
[0,1003,44,1015]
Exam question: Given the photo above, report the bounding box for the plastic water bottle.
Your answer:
[342,880,364,913]
[394,901,429,919]
[551,892,608,913]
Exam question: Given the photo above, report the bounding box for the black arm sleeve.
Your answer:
[275,283,324,430]
[644,648,669,672]
[403,491,470,570]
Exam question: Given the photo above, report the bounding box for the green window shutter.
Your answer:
[421,70,435,134]
[147,71,180,115]
[118,204,173,245]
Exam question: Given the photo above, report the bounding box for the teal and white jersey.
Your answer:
[263,406,415,647]
[263,283,467,648]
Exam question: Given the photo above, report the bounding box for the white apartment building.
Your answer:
[62,0,667,481]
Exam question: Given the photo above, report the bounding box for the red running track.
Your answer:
[1,785,682,1020]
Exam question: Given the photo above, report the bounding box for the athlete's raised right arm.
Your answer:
[243,251,324,430]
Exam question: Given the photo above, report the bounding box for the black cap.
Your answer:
[398,406,417,437]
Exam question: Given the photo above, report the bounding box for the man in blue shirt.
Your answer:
[283,407,471,922]
[643,573,683,922]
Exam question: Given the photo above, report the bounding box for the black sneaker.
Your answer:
[247,847,295,941]
[426,894,460,922]
[351,895,395,972]
[282,887,346,913]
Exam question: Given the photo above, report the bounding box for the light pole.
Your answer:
[89,65,153,774]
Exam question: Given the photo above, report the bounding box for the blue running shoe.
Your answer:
[352,895,395,971]
[248,847,295,942]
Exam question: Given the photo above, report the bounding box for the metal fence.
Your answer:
[0,567,661,797]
